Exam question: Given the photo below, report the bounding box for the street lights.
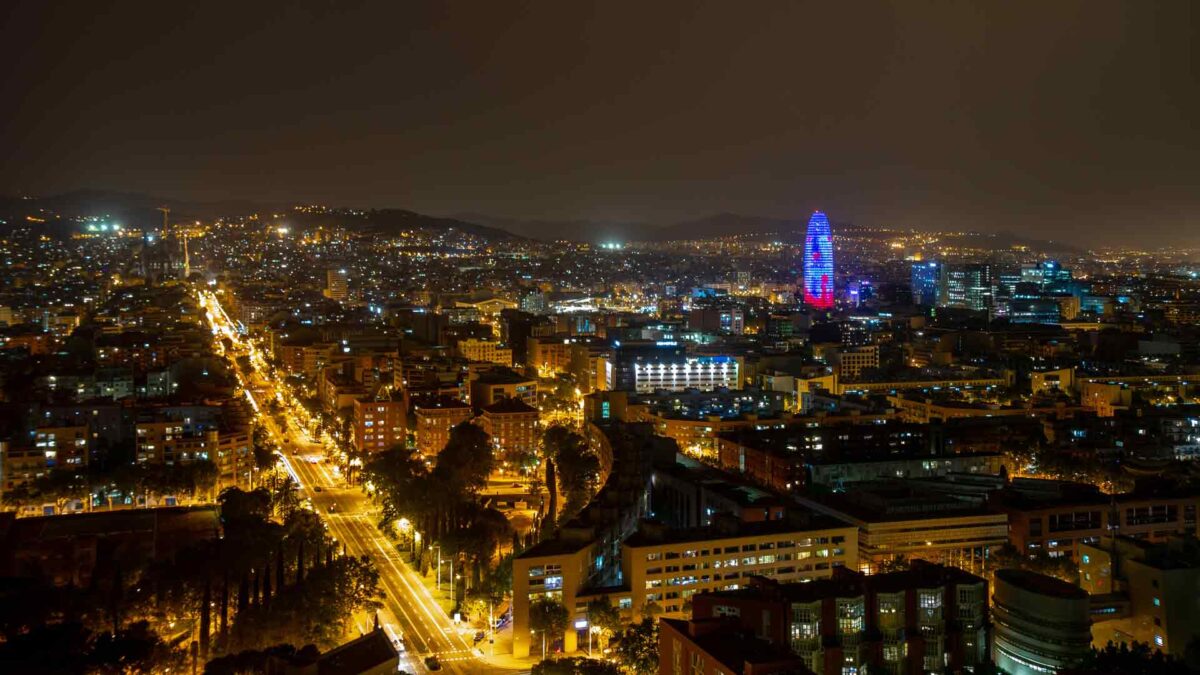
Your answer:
[431,544,442,590]
[588,624,600,657]
[397,517,411,550]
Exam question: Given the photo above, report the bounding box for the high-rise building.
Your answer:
[802,211,834,310]
[910,261,943,306]
[941,263,993,311]
[325,268,349,302]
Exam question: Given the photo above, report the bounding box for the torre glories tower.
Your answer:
[802,210,834,310]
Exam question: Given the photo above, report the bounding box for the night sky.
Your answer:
[1,2,1195,245]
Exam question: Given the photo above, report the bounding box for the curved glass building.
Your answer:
[803,211,834,309]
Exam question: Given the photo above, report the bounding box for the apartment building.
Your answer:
[352,396,408,454]
[476,397,539,464]
[621,517,860,623]
[692,562,989,675]
[413,397,473,456]
[991,479,1200,562]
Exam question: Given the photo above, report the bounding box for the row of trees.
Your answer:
[2,419,285,515]
[527,595,657,675]
[543,426,601,528]
[1,459,221,514]
[363,423,512,594]
[0,486,383,673]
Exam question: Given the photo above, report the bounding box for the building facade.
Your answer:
[803,211,835,310]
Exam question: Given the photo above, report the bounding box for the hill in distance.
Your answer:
[0,190,519,242]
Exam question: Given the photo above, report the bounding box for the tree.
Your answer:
[532,656,621,675]
[363,446,430,531]
[435,422,494,495]
[230,555,382,651]
[218,487,272,525]
[269,476,300,520]
[586,598,622,652]
[1080,640,1192,674]
[990,543,1079,583]
[877,555,909,573]
[614,618,659,675]
[529,598,569,660]
[545,458,559,527]
[543,426,600,520]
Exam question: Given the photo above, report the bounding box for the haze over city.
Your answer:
[2,1,1197,246]
[2,4,1200,675]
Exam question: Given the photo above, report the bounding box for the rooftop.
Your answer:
[623,513,851,548]
[996,568,1088,600]
[316,627,397,675]
[660,617,809,673]
[480,397,538,415]
[702,561,984,605]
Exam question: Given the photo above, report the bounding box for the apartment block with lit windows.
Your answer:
[352,396,408,454]
[621,516,859,624]
[413,397,473,456]
[990,479,1200,562]
[455,337,512,367]
[691,561,989,675]
[477,397,538,463]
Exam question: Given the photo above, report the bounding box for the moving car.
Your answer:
[424,656,441,671]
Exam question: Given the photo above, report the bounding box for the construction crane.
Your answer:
[156,206,170,238]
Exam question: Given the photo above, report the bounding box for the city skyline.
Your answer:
[3,3,1200,675]
[2,2,1197,246]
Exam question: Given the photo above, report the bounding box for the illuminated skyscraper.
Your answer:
[803,211,834,310]
[911,261,944,306]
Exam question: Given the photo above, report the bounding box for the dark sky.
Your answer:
[1,1,1196,245]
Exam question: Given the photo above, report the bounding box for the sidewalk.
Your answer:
[402,546,540,672]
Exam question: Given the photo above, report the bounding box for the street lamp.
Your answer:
[589,624,601,657]
[397,517,411,550]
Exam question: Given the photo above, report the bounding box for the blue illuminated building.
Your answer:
[911,261,943,306]
[803,211,834,310]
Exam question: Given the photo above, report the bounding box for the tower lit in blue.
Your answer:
[802,211,834,310]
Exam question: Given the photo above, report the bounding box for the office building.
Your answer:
[941,264,993,312]
[910,261,943,307]
[621,516,859,622]
[803,211,835,310]
[468,367,538,407]
[612,341,740,394]
[991,569,1091,675]
[513,514,858,658]
[990,479,1200,562]
[797,481,1008,574]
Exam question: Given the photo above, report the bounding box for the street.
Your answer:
[201,289,526,674]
